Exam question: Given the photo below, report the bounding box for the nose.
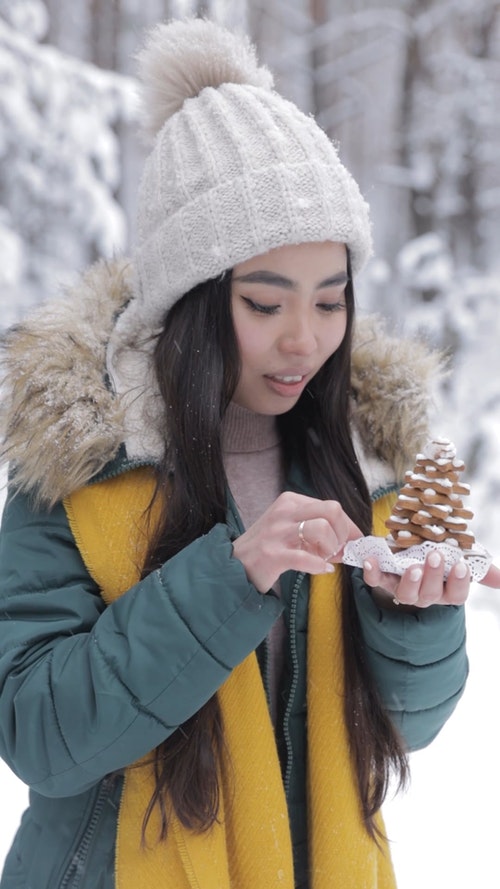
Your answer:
[278,313,317,355]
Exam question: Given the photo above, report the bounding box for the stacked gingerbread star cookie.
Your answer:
[385,437,475,553]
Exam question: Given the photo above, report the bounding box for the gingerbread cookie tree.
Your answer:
[385,437,475,553]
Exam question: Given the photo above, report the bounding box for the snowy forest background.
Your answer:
[1,0,499,886]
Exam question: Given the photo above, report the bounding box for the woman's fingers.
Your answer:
[441,558,471,605]
[363,551,473,609]
[279,493,362,553]
[479,563,500,589]
[297,515,360,560]
[231,491,362,593]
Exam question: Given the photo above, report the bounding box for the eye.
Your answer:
[317,301,347,313]
[241,296,280,315]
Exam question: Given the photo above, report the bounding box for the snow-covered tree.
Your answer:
[247,0,314,114]
[398,0,500,275]
[0,2,137,327]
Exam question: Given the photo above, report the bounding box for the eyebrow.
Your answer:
[232,270,349,290]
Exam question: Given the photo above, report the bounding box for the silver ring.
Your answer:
[298,520,307,545]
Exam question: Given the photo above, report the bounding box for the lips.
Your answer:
[263,371,311,399]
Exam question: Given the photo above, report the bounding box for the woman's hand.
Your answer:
[362,553,500,610]
[231,491,361,593]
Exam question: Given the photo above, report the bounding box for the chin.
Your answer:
[253,397,300,415]
[233,383,302,415]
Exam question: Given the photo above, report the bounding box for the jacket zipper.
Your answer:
[262,635,272,705]
[283,571,304,799]
[92,456,155,484]
[371,483,399,503]
[58,776,114,889]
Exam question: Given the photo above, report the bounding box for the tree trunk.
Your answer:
[247,0,314,113]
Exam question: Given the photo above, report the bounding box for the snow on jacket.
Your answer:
[0,260,467,889]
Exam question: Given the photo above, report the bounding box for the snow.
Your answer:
[397,233,454,292]
[0,0,48,42]
[384,597,500,889]
[0,16,138,325]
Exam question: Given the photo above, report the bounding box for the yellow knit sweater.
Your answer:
[64,467,397,889]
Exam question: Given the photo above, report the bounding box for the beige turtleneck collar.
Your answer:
[222,401,283,532]
[222,401,281,455]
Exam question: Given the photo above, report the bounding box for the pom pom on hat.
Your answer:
[137,18,274,143]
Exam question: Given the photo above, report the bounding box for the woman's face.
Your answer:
[230,241,349,415]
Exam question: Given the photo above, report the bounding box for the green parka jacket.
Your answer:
[0,261,468,889]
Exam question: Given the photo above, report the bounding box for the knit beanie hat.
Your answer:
[129,17,373,333]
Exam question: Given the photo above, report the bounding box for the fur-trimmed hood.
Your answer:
[0,259,442,508]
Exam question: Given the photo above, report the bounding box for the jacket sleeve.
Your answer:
[351,569,468,751]
[0,489,282,798]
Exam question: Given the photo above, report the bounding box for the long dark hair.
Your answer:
[140,259,408,842]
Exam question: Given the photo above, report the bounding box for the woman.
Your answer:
[1,18,498,889]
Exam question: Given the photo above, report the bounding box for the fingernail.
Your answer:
[363,560,373,572]
[325,563,336,573]
[428,551,441,569]
[410,567,423,582]
[455,559,468,579]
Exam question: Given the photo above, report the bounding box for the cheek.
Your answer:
[323,318,347,356]
[238,338,264,374]
[234,320,269,369]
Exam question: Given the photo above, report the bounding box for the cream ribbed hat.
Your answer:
[130,18,373,331]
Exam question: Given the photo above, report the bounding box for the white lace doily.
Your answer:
[342,535,492,582]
